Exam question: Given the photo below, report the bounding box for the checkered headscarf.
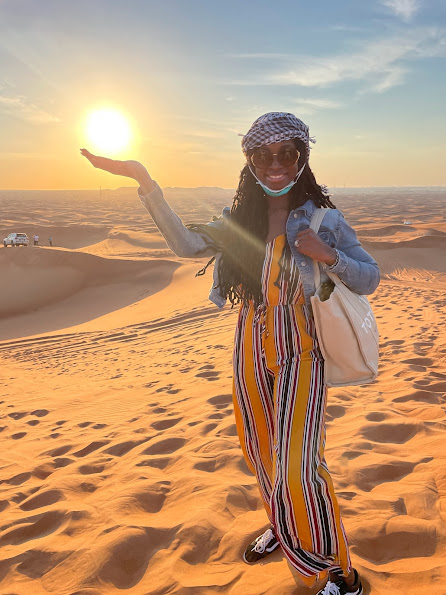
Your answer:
[241,112,314,159]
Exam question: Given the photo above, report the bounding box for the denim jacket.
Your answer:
[139,183,380,309]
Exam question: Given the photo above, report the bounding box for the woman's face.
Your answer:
[251,140,301,191]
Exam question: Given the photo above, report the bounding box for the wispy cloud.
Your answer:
[0,95,60,124]
[330,25,368,33]
[188,130,226,139]
[380,0,421,22]
[293,97,343,115]
[227,28,446,94]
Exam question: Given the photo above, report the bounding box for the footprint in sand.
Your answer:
[104,439,149,457]
[414,379,433,387]
[54,457,74,469]
[73,441,110,458]
[80,481,98,493]
[31,462,56,480]
[361,423,418,444]
[393,390,441,404]
[207,394,232,408]
[6,472,31,486]
[118,481,171,514]
[136,457,171,470]
[0,510,66,546]
[195,364,220,381]
[337,491,357,500]
[175,523,223,565]
[352,460,419,492]
[8,411,28,420]
[151,418,182,431]
[382,339,404,347]
[142,437,186,455]
[19,489,64,511]
[326,405,346,421]
[155,384,181,394]
[432,372,446,380]
[78,463,106,475]
[0,501,8,512]
[342,451,364,460]
[195,371,220,381]
[92,527,177,589]
[424,381,446,393]
[217,422,237,437]
[209,412,226,420]
[11,492,33,505]
[194,458,217,472]
[44,445,73,457]
[200,422,219,435]
[365,412,387,422]
[225,485,261,515]
[31,409,49,418]
[401,357,434,366]
[351,515,437,563]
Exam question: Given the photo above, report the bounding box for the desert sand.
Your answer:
[0,185,445,595]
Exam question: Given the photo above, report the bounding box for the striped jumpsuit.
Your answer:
[232,234,351,583]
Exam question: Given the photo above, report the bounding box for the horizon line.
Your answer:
[1,185,445,192]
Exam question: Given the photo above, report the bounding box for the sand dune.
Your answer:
[0,186,445,594]
[0,246,180,336]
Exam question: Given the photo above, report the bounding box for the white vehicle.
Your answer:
[3,232,30,247]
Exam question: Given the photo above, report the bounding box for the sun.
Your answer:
[86,108,132,154]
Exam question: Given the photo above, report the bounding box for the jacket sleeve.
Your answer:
[138,183,220,258]
[327,213,380,295]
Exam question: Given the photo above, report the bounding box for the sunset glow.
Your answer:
[0,1,445,190]
[85,109,132,154]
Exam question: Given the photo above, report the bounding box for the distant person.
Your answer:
[33,234,39,246]
[82,112,379,595]
[48,236,53,247]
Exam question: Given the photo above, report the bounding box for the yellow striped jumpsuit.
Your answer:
[232,234,351,583]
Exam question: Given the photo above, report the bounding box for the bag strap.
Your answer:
[308,208,328,289]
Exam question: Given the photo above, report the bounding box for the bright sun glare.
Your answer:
[86,108,132,153]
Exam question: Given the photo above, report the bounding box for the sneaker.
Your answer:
[317,568,363,595]
[242,526,280,564]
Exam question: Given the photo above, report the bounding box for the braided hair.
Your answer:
[217,138,336,307]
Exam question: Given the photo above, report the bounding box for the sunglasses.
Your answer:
[250,146,300,169]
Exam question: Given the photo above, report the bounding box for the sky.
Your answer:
[0,0,445,189]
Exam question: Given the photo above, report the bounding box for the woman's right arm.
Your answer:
[80,150,218,258]
[138,182,218,258]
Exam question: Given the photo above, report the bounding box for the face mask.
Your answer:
[249,163,306,197]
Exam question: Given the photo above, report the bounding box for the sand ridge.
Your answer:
[0,186,445,594]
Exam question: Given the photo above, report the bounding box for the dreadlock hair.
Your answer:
[217,138,336,307]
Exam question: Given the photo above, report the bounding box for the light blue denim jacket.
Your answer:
[139,183,380,309]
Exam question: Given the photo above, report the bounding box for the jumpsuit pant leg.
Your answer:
[268,354,351,580]
[232,304,351,581]
[232,304,275,520]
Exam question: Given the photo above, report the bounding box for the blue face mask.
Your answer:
[249,163,306,197]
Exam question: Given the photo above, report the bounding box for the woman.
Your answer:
[81,112,379,595]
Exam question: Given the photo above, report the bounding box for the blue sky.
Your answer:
[0,0,445,188]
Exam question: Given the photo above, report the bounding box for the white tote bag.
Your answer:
[309,209,379,387]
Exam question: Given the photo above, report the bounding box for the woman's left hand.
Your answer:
[294,229,337,265]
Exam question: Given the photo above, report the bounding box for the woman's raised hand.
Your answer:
[80,149,155,194]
